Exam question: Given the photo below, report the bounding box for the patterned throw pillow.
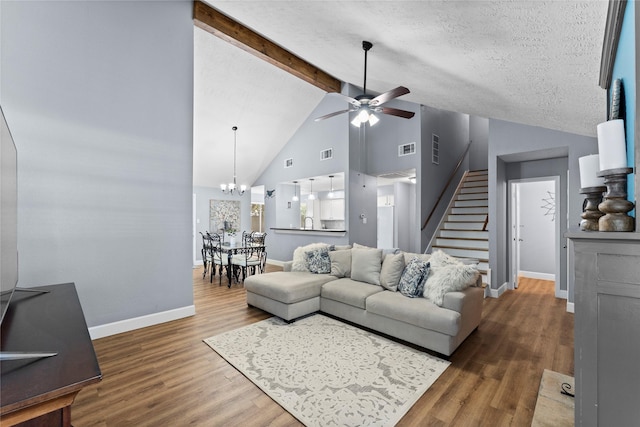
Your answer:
[397,258,430,298]
[306,248,331,274]
[292,243,329,272]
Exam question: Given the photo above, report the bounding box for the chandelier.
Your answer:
[220,126,246,195]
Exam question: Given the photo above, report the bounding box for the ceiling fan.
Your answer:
[315,40,415,127]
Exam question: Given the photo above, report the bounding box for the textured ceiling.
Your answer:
[194,0,609,188]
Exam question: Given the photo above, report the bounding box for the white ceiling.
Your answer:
[194,1,609,188]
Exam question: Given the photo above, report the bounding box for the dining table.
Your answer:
[217,242,266,287]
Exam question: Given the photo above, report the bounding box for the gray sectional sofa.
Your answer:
[244,245,484,356]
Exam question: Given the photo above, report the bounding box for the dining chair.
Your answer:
[249,231,267,247]
[199,232,213,279]
[231,243,265,282]
[207,233,230,286]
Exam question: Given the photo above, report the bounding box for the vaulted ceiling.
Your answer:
[193,1,609,188]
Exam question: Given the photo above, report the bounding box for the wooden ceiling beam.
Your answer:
[193,1,341,93]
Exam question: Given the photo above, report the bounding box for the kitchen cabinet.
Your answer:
[320,198,345,220]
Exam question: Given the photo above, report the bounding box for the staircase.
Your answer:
[430,170,489,285]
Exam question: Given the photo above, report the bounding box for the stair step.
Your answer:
[457,192,488,201]
[467,170,488,176]
[465,174,489,182]
[448,214,486,222]
[433,246,489,260]
[439,229,488,240]
[435,238,489,249]
[451,206,488,215]
[454,199,489,207]
[460,186,488,194]
[443,222,486,230]
[463,180,488,188]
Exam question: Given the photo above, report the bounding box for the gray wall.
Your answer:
[421,106,471,251]
[347,84,423,252]
[470,116,489,171]
[251,92,351,261]
[488,119,598,304]
[1,1,194,327]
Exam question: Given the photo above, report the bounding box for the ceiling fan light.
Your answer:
[368,114,379,126]
[351,115,362,127]
[358,109,369,123]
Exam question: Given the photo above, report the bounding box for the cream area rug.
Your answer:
[204,314,450,427]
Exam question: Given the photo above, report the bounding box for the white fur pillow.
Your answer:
[423,263,479,306]
[429,249,463,267]
[291,243,330,272]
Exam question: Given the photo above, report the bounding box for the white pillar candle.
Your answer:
[579,154,605,188]
[597,119,627,170]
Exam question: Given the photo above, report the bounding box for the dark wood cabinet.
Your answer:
[1,283,101,426]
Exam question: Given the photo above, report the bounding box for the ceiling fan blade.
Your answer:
[327,92,361,107]
[314,109,353,122]
[379,107,415,119]
[369,86,410,106]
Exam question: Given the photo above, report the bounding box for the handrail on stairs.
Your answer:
[421,140,473,231]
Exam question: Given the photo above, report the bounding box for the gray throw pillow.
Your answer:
[329,249,351,278]
[306,248,331,274]
[380,253,404,291]
[397,258,430,298]
[350,248,383,286]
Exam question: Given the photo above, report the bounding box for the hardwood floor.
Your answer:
[72,267,573,426]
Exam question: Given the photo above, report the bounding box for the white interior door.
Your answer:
[509,183,522,289]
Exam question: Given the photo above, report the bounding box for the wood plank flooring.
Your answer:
[72,267,573,426]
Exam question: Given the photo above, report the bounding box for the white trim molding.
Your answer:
[267,259,285,267]
[566,302,575,314]
[89,305,196,340]
[487,282,509,298]
[519,271,555,281]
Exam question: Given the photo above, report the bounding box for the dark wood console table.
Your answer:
[0,283,102,426]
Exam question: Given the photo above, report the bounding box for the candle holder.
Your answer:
[580,186,606,231]
[597,167,635,232]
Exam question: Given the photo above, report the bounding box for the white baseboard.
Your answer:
[89,305,196,340]
[194,260,203,267]
[267,259,286,267]
[566,302,575,313]
[488,282,509,298]
[519,270,555,281]
[556,289,568,299]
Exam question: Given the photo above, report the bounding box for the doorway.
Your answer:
[508,177,561,297]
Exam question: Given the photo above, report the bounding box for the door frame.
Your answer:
[508,176,562,297]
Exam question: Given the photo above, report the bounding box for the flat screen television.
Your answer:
[0,106,57,361]
[0,106,19,324]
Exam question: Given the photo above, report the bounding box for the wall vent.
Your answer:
[284,158,293,168]
[398,142,416,157]
[432,134,440,165]
[320,148,333,161]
